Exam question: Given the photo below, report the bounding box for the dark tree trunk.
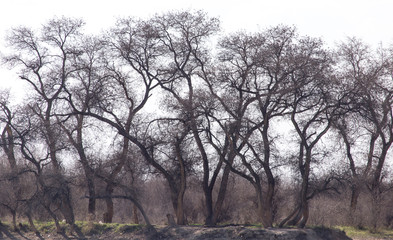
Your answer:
[190,119,217,226]
[212,164,231,224]
[284,148,311,228]
[204,188,214,226]
[87,178,96,221]
[261,126,275,228]
[103,185,114,223]
[174,137,188,225]
[10,209,17,231]
[26,211,39,234]
[296,152,311,228]
[60,185,76,226]
[133,204,139,224]
[349,185,360,224]
[44,205,62,233]
[262,175,275,228]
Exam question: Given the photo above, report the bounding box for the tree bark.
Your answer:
[261,173,275,228]
[103,184,115,223]
[349,185,360,224]
[26,211,39,234]
[174,136,188,225]
[133,204,139,224]
[212,164,231,224]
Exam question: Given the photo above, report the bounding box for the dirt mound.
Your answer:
[149,225,352,240]
[0,225,352,240]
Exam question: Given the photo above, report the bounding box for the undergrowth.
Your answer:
[335,226,393,239]
[1,220,142,235]
[78,222,142,235]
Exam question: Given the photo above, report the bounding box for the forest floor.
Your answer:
[0,222,390,240]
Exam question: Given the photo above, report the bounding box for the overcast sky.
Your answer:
[1,0,393,98]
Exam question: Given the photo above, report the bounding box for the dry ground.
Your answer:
[0,224,354,240]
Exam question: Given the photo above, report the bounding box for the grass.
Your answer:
[335,226,393,239]
[76,221,142,235]
[2,220,143,236]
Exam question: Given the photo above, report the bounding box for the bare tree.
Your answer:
[204,26,332,228]
[334,38,393,229]
[278,39,338,227]
[148,117,194,225]
[64,15,164,226]
[150,10,226,226]
[0,92,21,230]
[3,17,85,230]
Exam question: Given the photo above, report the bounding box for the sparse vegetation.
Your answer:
[336,226,393,239]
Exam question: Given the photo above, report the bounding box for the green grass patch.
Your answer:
[188,223,204,227]
[335,226,393,239]
[114,223,142,233]
[80,222,113,235]
[78,222,142,235]
[6,220,143,235]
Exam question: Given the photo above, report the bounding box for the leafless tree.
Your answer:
[0,92,21,230]
[150,11,227,226]
[64,14,163,226]
[3,17,86,231]
[334,38,393,229]
[277,34,338,228]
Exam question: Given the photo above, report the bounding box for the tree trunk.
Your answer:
[133,204,139,224]
[261,123,274,228]
[371,188,382,232]
[11,209,17,231]
[60,186,76,226]
[26,211,39,234]
[261,165,275,227]
[204,188,214,226]
[294,172,310,228]
[128,197,152,227]
[190,119,215,226]
[169,187,187,226]
[174,138,187,225]
[103,185,114,223]
[45,205,62,233]
[212,164,232,224]
[279,206,300,227]
[287,208,303,226]
[286,149,311,228]
[77,145,96,222]
[349,185,360,224]
[175,193,186,225]
[297,201,309,228]
[255,183,265,225]
[261,189,274,228]
[253,178,274,228]
[85,174,96,221]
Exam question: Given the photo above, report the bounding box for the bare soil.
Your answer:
[0,224,353,240]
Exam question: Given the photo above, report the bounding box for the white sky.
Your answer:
[1,0,393,99]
